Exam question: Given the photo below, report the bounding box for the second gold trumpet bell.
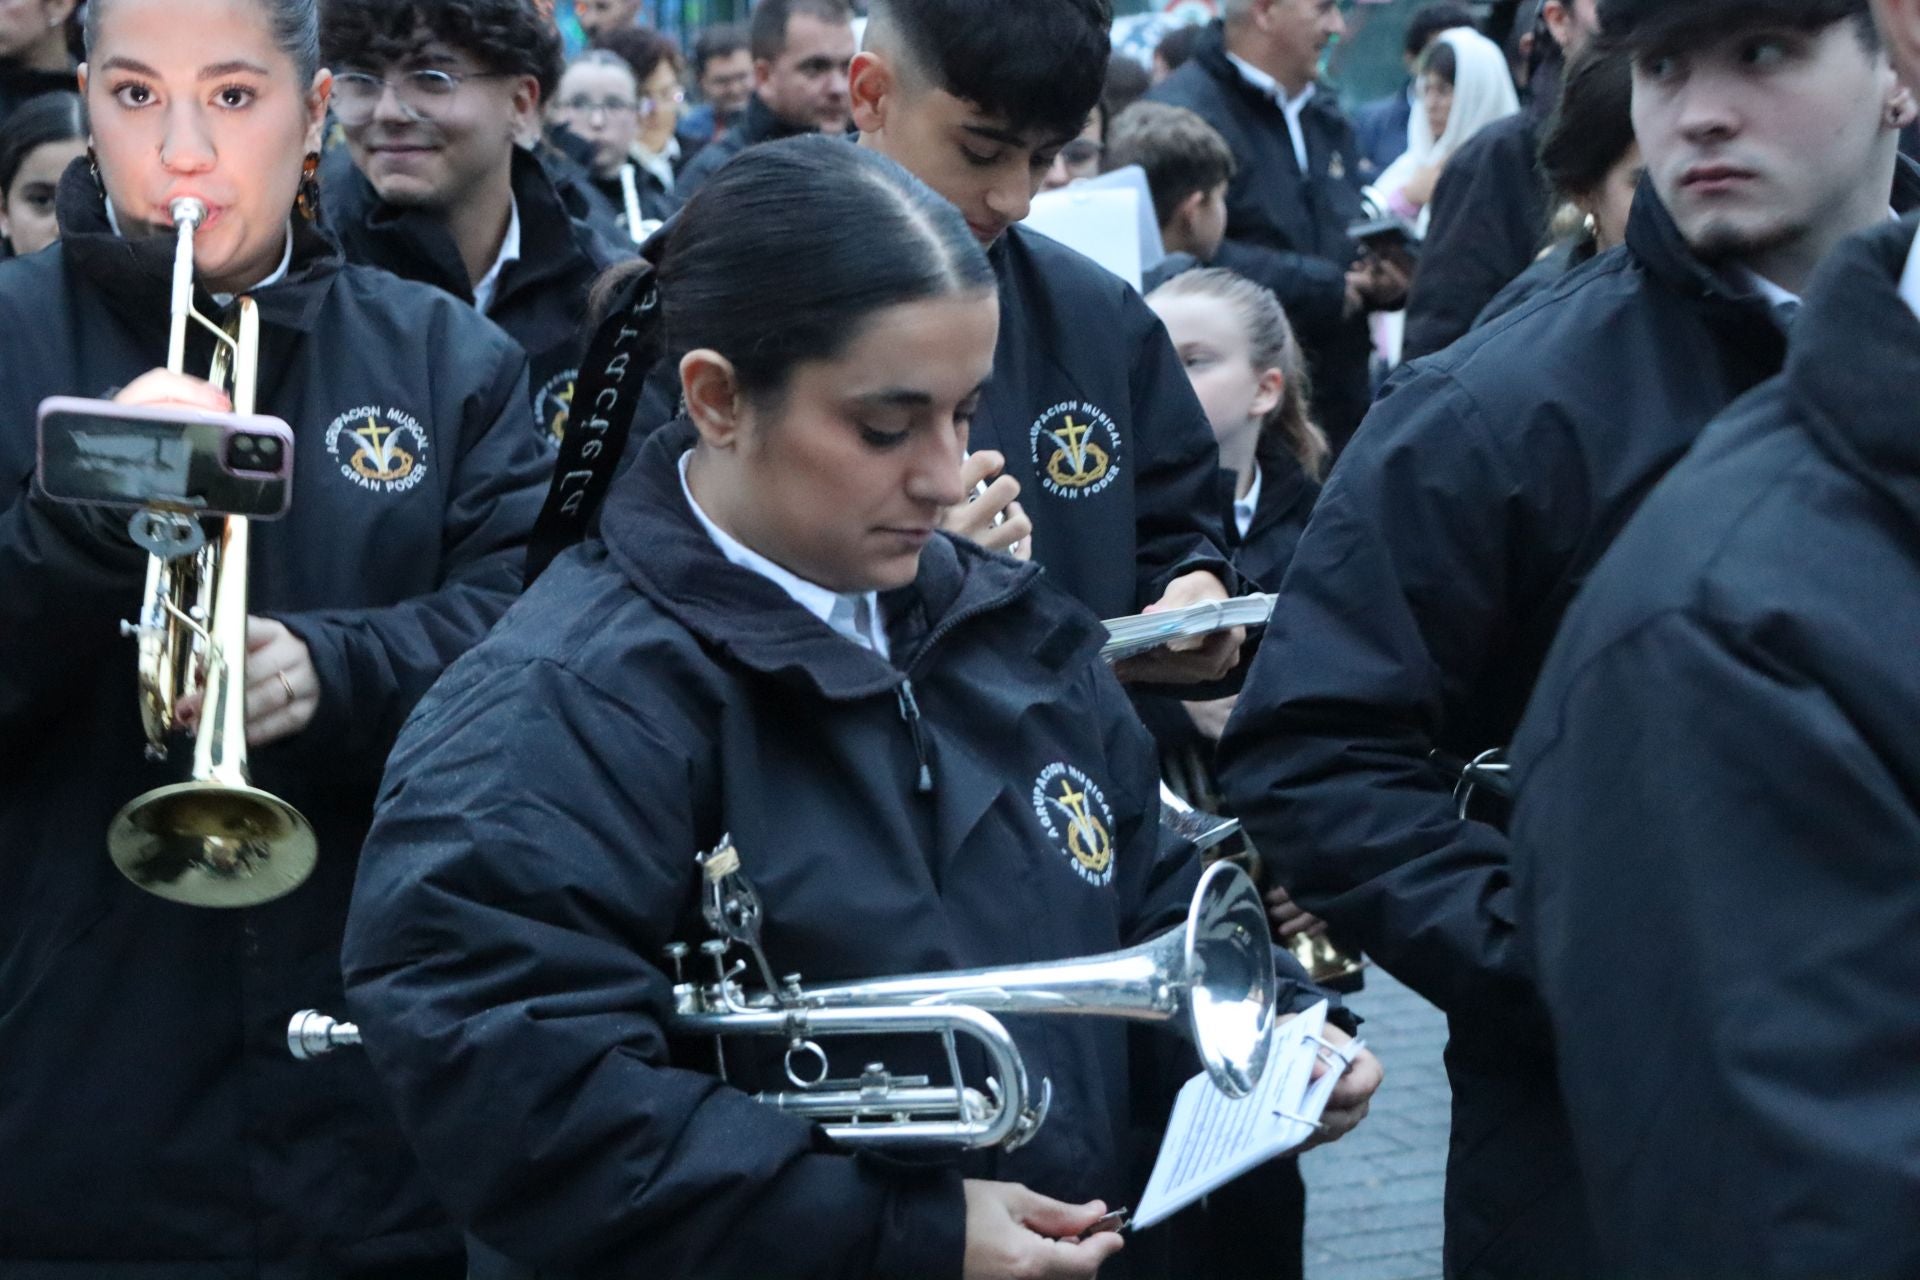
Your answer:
[1287,929,1367,990]
[107,781,317,908]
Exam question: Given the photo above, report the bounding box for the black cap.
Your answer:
[1598,0,1871,51]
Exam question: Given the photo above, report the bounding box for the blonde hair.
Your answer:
[1150,268,1329,481]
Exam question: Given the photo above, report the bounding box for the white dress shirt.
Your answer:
[471,195,521,316]
[678,452,892,657]
[1227,51,1316,173]
[633,136,681,196]
[1233,463,1263,541]
[1900,224,1920,322]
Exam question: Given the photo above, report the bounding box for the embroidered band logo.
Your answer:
[1032,762,1116,886]
[1029,400,1121,499]
[324,406,428,494]
[537,369,579,446]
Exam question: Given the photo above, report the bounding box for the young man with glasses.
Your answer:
[676,0,855,197]
[320,0,630,449]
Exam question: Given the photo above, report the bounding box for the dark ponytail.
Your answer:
[533,135,994,579]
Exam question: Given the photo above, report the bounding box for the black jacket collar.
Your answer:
[739,92,814,147]
[1791,214,1920,532]
[1627,157,1920,319]
[52,155,341,333]
[598,419,1069,701]
[322,145,595,307]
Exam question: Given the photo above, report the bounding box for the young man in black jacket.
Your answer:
[319,0,629,449]
[848,0,1242,684]
[1509,0,1920,1270]
[1218,0,1920,1274]
[1148,0,1409,451]
[675,0,855,197]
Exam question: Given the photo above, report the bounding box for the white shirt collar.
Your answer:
[633,136,680,194]
[677,451,891,658]
[1900,224,1920,324]
[1225,52,1315,171]
[104,204,294,303]
[471,195,521,316]
[1735,265,1801,312]
[1233,463,1263,541]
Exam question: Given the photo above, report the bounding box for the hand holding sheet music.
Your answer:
[1100,593,1277,663]
[1133,1001,1363,1230]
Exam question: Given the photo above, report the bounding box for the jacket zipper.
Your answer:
[896,680,934,793]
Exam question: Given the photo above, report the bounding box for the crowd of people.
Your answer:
[3,0,1919,1276]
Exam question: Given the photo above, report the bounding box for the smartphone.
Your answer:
[37,396,295,520]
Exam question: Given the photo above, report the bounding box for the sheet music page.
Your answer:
[1099,594,1277,661]
[1133,1001,1363,1230]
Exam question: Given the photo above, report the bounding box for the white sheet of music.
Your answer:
[1134,1001,1360,1230]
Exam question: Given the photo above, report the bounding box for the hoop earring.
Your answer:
[294,151,320,222]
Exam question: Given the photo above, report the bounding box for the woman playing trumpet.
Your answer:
[0,0,549,1272]
[341,137,1382,1280]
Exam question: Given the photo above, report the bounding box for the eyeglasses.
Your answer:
[554,88,683,120]
[555,96,642,118]
[332,69,514,125]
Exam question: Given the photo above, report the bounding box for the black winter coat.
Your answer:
[1148,24,1373,449]
[1511,217,1920,1280]
[975,224,1234,619]
[675,92,816,197]
[1400,111,1550,362]
[341,419,1316,1280]
[1215,177,1881,1278]
[320,146,630,449]
[1472,236,1594,332]
[0,162,551,1275]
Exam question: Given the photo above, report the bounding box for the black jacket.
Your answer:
[588,162,680,238]
[321,145,630,449]
[1511,217,1920,1280]
[1473,235,1594,331]
[1216,178,1849,1278]
[0,162,550,1275]
[341,419,1316,1280]
[0,60,73,125]
[1400,110,1551,362]
[675,92,816,198]
[974,224,1233,619]
[1148,24,1372,449]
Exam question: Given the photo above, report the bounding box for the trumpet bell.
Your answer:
[1287,930,1367,990]
[108,780,318,907]
[1184,860,1277,1097]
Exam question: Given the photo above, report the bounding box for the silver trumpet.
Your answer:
[288,838,1278,1154]
[1159,784,1367,990]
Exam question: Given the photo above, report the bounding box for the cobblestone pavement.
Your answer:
[1299,968,1451,1280]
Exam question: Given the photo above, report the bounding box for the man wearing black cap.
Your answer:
[1508,0,1920,1271]
[1219,1,1920,1275]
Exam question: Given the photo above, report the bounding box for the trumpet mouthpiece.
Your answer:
[169,197,208,229]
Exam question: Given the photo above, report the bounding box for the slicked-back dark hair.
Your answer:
[0,91,85,196]
[1598,0,1878,54]
[650,135,994,404]
[749,0,854,63]
[1539,45,1634,202]
[867,0,1113,140]
[320,0,565,104]
[90,0,321,81]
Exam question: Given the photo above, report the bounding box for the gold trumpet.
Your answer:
[104,198,317,908]
[1159,783,1366,990]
